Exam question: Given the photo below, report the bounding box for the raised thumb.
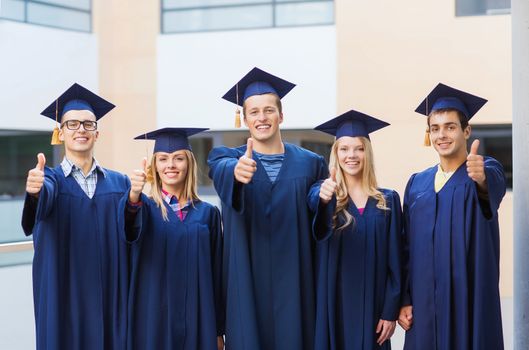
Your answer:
[36,153,46,171]
[469,139,480,156]
[330,167,337,182]
[245,138,254,159]
[141,157,148,173]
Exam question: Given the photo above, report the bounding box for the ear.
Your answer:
[464,125,471,140]
[243,114,248,127]
[279,112,284,124]
[94,130,100,141]
[58,127,65,142]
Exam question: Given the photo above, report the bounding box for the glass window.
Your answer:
[470,124,512,189]
[301,140,332,164]
[37,0,91,11]
[163,4,272,33]
[161,0,334,33]
[456,0,511,16]
[275,1,334,27]
[0,0,25,21]
[0,0,92,32]
[189,137,213,186]
[164,0,265,10]
[0,131,55,266]
[27,2,91,32]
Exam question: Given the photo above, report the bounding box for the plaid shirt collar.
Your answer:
[160,188,190,210]
[61,157,106,178]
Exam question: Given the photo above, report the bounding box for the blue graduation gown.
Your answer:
[208,143,327,350]
[402,157,506,350]
[119,194,224,350]
[308,186,402,350]
[20,165,130,350]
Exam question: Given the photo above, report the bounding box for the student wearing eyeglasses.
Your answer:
[21,83,130,350]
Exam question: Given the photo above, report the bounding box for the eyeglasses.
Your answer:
[61,120,98,131]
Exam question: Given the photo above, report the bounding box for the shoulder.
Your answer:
[407,165,437,186]
[102,168,130,188]
[195,200,220,214]
[208,145,245,160]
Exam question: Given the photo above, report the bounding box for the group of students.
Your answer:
[21,67,506,350]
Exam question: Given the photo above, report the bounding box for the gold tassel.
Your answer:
[51,126,62,145]
[423,128,431,147]
[235,109,241,128]
[51,99,63,145]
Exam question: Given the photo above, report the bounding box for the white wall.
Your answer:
[0,21,98,131]
[157,25,337,131]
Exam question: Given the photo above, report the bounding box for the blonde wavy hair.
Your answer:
[146,150,200,221]
[329,136,388,230]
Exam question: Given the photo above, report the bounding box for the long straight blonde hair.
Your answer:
[146,150,200,221]
[329,136,388,230]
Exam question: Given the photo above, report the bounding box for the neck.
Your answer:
[344,174,363,193]
[162,183,185,201]
[439,152,466,172]
[65,150,94,175]
[252,139,284,154]
[252,132,284,155]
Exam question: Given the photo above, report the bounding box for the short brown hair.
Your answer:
[427,108,469,130]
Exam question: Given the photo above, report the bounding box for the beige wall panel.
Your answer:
[92,0,158,174]
[336,0,512,296]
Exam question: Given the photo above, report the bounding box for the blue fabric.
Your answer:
[315,109,389,139]
[21,166,130,350]
[222,67,296,106]
[133,127,208,154]
[415,83,487,120]
[119,195,224,350]
[41,83,115,121]
[254,152,284,182]
[308,187,402,350]
[62,99,94,116]
[208,143,327,350]
[402,157,506,350]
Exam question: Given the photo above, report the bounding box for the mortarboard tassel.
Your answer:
[423,128,431,147]
[51,100,63,145]
[234,83,241,128]
[235,109,241,128]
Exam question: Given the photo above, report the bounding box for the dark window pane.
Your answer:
[301,140,332,165]
[456,0,510,16]
[470,125,512,189]
[190,137,213,187]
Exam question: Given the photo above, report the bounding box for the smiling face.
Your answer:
[243,93,283,144]
[428,110,470,160]
[336,136,365,179]
[154,150,188,190]
[59,109,99,156]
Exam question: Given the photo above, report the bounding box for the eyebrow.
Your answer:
[430,121,459,127]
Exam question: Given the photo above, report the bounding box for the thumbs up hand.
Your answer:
[319,167,338,204]
[234,138,257,184]
[129,157,147,203]
[466,139,486,185]
[26,153,46,197]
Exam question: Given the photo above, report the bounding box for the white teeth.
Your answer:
[256,125,270,130]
